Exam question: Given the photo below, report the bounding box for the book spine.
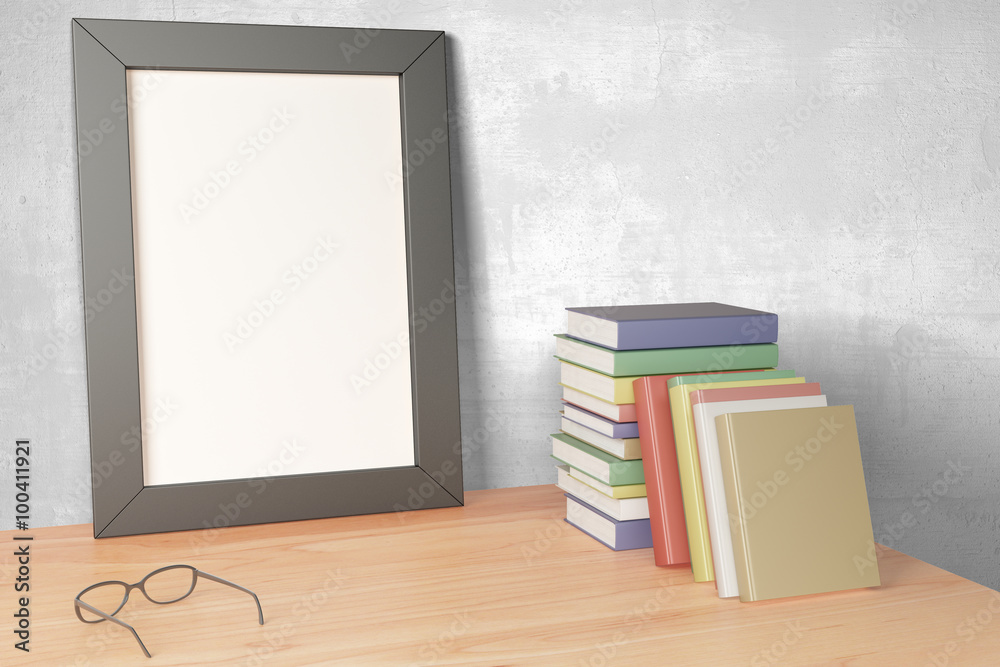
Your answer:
[692,405,738,598]
[567,494,653,550]
[561,417,641,460]
[564,405,641,439]
[613,343,779,377]
[633,377,691,567]
[613,517,655,550]
[558,433,645,486]
[716,414,756,602]
[561,362,637,404]
[606,457,645,486]
[618,314,779,350]
[668,383,715,583]
[611,375,637,404]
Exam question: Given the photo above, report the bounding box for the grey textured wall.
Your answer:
[2,1,998,591]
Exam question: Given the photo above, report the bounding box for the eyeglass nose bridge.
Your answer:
[122,581,144,595]
[99,582,146,613]
[76,565,262,657]
[121,581,148,603]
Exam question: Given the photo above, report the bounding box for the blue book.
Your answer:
[566,302,778,351]
[565,494,653,551]
[562,403,640,439]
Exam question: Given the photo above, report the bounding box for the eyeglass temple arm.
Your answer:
[74,599,152,659]
[195,570,265,625]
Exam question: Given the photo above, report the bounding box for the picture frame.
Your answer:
[72,18,463,538]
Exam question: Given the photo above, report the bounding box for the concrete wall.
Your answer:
[2,0,998,590]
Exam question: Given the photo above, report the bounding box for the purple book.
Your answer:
[562,402,640,439]
[565,494,653,551]
[566,302,778,351]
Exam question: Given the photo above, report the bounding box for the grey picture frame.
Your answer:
[72,18,463,538]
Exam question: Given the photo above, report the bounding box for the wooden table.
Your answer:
[3,484,998,665]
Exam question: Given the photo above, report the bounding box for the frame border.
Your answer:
[72,18,463,537]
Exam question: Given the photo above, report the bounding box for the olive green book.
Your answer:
[715,405,881,602]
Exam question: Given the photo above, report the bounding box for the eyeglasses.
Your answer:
[74,564,264,658]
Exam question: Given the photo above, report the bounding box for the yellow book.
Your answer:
[559,361,640,404]
[568,467,646,498]
[667,372,805,583]
[716,405,880,601]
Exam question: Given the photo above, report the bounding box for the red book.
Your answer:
[633,369,763,567]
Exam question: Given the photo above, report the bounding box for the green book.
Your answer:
[555,334,778,378]
[665,369,796,389]
[550,433,645,486]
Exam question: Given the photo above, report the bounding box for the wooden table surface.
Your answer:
[2,484,998,665]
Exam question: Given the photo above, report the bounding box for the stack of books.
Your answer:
[550,303,781,553]
[551,303,881,604]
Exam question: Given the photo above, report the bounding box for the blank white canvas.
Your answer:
[693,395,828,599]
[126,69,414,485]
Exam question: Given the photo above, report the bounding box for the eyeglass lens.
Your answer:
[77,583,128,622]
[77,566,198,622]
[143,566,197,604]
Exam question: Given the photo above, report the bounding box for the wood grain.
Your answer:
[2,485,998,665]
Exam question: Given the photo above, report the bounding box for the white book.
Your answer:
[563,403,638,439]
[556,465,649,521]
[562,387,634,423]
[564,495,652,551]
[551,435,613,484]
[559,362,623,403]
[560,417,641,460]
[693,394,828,599]
[555,334,616,375]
